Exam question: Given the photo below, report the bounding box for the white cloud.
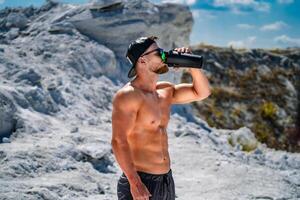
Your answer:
[162,0,196,5]
[227,36,256,48]
[247,36,256,43]
[214,0,257,6]
[228,40,245,48]
[260,21,288,31]
[0,0,5,4]
[277,0,294,4]
[191,9,217,20]
[274,35,300,46]
[237,23,255,29]
[186,0,196,5]
[213,0,270,13]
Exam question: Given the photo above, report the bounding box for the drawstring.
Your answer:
[159,173,171,198]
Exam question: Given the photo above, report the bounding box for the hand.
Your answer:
[130,179,152,200]
[173,47,193,72]
[174,47,192,54]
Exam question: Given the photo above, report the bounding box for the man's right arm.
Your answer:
[111,89,141,185]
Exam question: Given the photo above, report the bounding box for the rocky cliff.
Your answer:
[187,44,300,152]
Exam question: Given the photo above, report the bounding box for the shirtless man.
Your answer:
[111,36,211,200]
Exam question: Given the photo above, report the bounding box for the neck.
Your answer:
[131,74,157,92]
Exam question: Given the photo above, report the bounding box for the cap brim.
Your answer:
[127,65,136,78]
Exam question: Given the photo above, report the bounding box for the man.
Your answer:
[111,36,211,200]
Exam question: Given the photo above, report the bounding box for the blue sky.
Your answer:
[1,0,299,49]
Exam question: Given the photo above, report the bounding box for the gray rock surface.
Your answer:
[6,12,28,29]
[67,0,193,83]
[0,91,17,141]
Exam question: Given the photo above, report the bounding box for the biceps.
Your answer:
[172,83,199,104]
[111,109,137,143]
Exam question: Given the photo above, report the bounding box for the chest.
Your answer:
[136,89,172,127]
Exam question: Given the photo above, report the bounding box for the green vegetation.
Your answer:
[186,46,299,152]
[211,87,244,101]
[251,121,273,143]
[259,102,277,120]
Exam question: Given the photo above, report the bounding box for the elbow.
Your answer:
[111,140,119,152]
[203,90,211,98]
[111,140,130,155]
[111,139,128,147]
[111,139,116,146]
[200,87,211,98]
[193,86,211,99]
[206,90,211,97]
[202,86,211,96]
[111,139,120,147]
[196,91,211,101]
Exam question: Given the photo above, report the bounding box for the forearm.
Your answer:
[188,68,211,96]
[111,141,140,184]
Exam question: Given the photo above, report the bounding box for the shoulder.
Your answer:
[156,81,175,90]
[112,85,143,108]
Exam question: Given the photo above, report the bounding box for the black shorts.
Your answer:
[117,169,176,200]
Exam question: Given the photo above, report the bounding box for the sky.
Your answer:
[1,0,299,49]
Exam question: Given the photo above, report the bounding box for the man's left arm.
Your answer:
[170,47,211,104]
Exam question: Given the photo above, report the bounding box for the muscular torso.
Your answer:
[123,82,173,175]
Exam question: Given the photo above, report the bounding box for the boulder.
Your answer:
[15,68,42,86]
[257,64,271,76]
[228,127,258,152]
[24,87,60,114]
[67,0,193,83]
[6,27,19,40]
[6,12,28,29]
[0,91,17,142]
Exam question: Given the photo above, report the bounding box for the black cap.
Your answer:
[125,36,157,78]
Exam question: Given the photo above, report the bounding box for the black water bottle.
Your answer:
[164,49,203,69]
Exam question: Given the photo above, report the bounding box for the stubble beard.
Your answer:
[154,63,169,75]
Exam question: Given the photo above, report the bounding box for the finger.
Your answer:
[182,47,191,53]
[139,196,148,200]
[147,190,152,197]
[144,186,151,198]
[184,47,191,53]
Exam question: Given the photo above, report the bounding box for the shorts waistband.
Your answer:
[122,169,172,179]
[137,169,172,177]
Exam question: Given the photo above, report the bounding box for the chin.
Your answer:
[155,65,169,74]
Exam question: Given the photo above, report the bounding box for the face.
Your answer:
[137,43,169,76]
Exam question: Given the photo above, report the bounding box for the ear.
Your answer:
[138,56,146,64]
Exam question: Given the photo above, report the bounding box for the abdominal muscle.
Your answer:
[127,125,171,175]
